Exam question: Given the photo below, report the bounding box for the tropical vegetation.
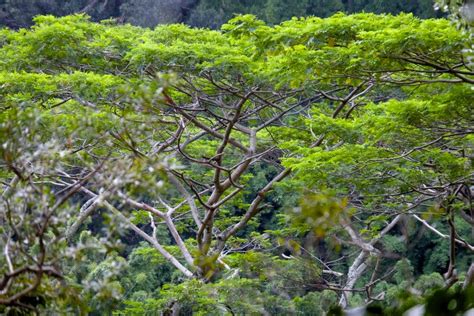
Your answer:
[0,2,473,315]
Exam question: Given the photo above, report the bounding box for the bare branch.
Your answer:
[412,214,474,251]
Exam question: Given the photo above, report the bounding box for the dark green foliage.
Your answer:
[424,286,474,315]
[0,0,441,29]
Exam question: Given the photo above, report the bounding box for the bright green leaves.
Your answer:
[253,13,466,86]
[221,14,267,39]
[2,15,98,71]
[357,16,464,54]
[283,145,384,185]
[3,12,461,92]
[0,15,142,73]
[59,71,124,100]
[0,12,467,89]
[308,113,361,143]
[0,72,59,104]
[127,23,258,78]
[0,71,124,140]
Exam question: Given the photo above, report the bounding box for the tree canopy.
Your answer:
[0,11,473,315]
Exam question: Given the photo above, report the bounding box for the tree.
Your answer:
[0,12,473,314]
[273,11,473,307]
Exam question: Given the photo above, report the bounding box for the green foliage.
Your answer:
[1,10,472,315]
[290,191,350,237]
[393,259,414,285]
[294,290,339,315]
[0,0,442,30]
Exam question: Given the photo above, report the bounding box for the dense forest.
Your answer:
[0,0,473,315]
[0,0,443,29]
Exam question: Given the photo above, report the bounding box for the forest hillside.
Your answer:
[0,0,443,29]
